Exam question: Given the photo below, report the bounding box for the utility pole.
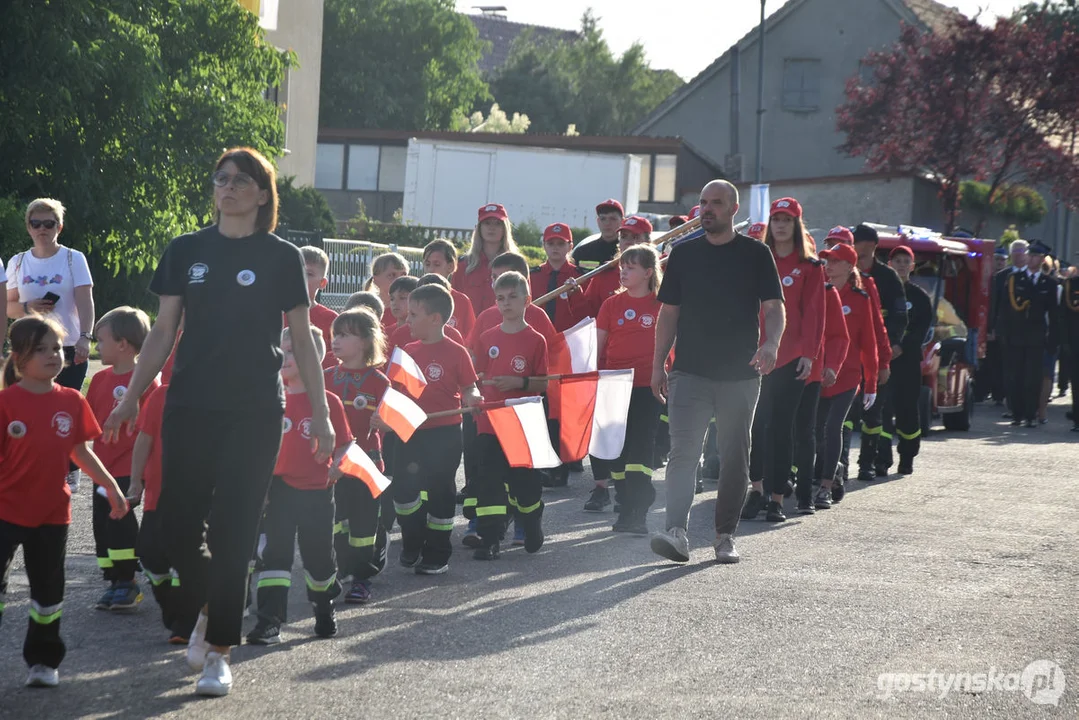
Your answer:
[754,0,766,184]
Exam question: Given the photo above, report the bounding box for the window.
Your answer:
[782,59,821,112]
[315,143,344,189]
[347,145,380,191]
[652,154,677,203]
[638,155,652,201]
[379,146,407,192]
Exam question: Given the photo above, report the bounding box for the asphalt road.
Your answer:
[2,390,1076,719]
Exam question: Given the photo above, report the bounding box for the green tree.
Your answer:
[0,0,289,274]
[320,0,490,130]
[278,176,337,234]
[490,11,684,136]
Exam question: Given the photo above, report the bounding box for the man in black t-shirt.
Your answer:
[649,180,785,564]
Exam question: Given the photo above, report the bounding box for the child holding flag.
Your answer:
[468,271,549,559]
[246,326,352,644]
[325,309,391,604]
[374,285,481,575]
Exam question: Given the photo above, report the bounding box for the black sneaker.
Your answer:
[897,458,913,475]
[1025,419,1037,428]
[399,547,421,568]
[583,486,611,512]
[796,501,815,515]
[415,560,449,575]
[472,542,500,561]
[831,481,846,504]
[856,469,875,483]
[541,466,569,487]
[314,605,337,638]
[523,508,545,553]
[246,619,282,645]
[874,465,889,478]
[612,511,647,535]
[740,490,765,520]
[814,487,833,510]
[764,500,786,522]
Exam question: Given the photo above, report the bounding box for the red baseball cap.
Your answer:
[770,197,803,219]
[619,216,653,235]
[825,226,855,246]
[596,199,625,216]
[746,222,767,240]
[820,243,858,266]
[478,203,508,222]
[889,245,914,260]
[668,215,688,229]
[543,223,573,243]
[688,205,701,220]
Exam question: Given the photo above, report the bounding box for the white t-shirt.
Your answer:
[6,246,94,345]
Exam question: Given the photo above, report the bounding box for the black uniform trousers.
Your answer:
[159,406,283,648]
[749,360,805,497]
[466,434,544,545]
[793,381,822,505]
[857,383,888,473]
[136,509,179,632]
[1004,344,1042,422]
[334,468,387,583]
[93,475,140,583]
[609,387,662,515]
[816,389,858,484]
[256,478,341,623]
[393,425,463,566]
[0,521,68,669]
[879,355,923,467]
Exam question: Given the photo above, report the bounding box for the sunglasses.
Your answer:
[212,170,256,190]
[29,219,58,230]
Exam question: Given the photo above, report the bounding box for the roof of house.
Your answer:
[467,13,578,76]
[630,0,962,135]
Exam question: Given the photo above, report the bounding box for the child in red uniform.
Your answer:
[468,271,549,559]
[246,326,352,645]
[325,309,391,604]
[587,246,664,533]
[413,274,467,345]
[743,198,826,523]
[580,216,654,320]
[815,243,878,509]
[283,246,339,370]
[86,306,158,611]
[423,239,476,339]
[366,252,409,330]
[530,223,587,332]
[128,381,183,639]
[385,276,419,352]
[373,285,480,575]
[0,317,128,688]
[452,203,521,315]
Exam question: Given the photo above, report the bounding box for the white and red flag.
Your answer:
[338,442,391,498]
[377,387,427,442]
[547,317,598,422]
[555,369,634,462]
[485,397,561,469]
[387,347,427,399]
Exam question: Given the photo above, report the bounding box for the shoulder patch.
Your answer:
[809,257,825,266]
[530,266,542,274]
[824,282,835,290]
[852,287,869,298]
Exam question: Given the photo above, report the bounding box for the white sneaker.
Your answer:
[195,651,232,697]
[65,470,81,494]
[714,533,740,564]
[187,611,209,671]
[650,527,690,563]
[26,664,59,688]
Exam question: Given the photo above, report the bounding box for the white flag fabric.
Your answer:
[589,369,635,460]
[749,184,771,224]
[563,317,598,373]
[486,397,562,469]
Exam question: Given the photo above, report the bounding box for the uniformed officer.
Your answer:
[990,239,1029,417]
[1060,263,1079,431]
[878,246,933,474]
[571,199,624,272]
[979,246,1010,405]
[998,240,1059,427]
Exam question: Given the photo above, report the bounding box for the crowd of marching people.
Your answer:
[0,147,1075,697]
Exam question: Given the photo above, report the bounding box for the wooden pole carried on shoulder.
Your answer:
[531,216,703,308]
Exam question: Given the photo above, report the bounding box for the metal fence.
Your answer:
[319,238,425,312]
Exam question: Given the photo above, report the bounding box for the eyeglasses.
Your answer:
[212,170,256,190]
[29,219,58,230]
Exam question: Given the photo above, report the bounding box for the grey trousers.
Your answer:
[665,371,761,535]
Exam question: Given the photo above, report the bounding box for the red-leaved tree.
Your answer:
[837,13,1079,235]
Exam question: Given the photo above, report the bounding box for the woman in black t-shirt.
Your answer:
[103,147,334,698]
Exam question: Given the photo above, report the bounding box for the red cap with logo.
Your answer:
[619,216,654,235]
[688,205,701,220]
[596,199,625,216]
[746,222,767,240]
[889,245,914,260]
[825,226,855,246]
[820,243,858,266]
[770,197,803,219]
[543,223,573,243]
[478,203,508,222]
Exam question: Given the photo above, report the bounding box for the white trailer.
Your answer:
[402,137,642,230]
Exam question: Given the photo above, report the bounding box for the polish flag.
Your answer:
[387,347,427,399]
[556,369,634,462]
[378,387,427,442]
[547,317,598,421]
[338,442,391,498]
[485,397,561,469]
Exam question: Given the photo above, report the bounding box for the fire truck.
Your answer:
[865,224,995,432]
